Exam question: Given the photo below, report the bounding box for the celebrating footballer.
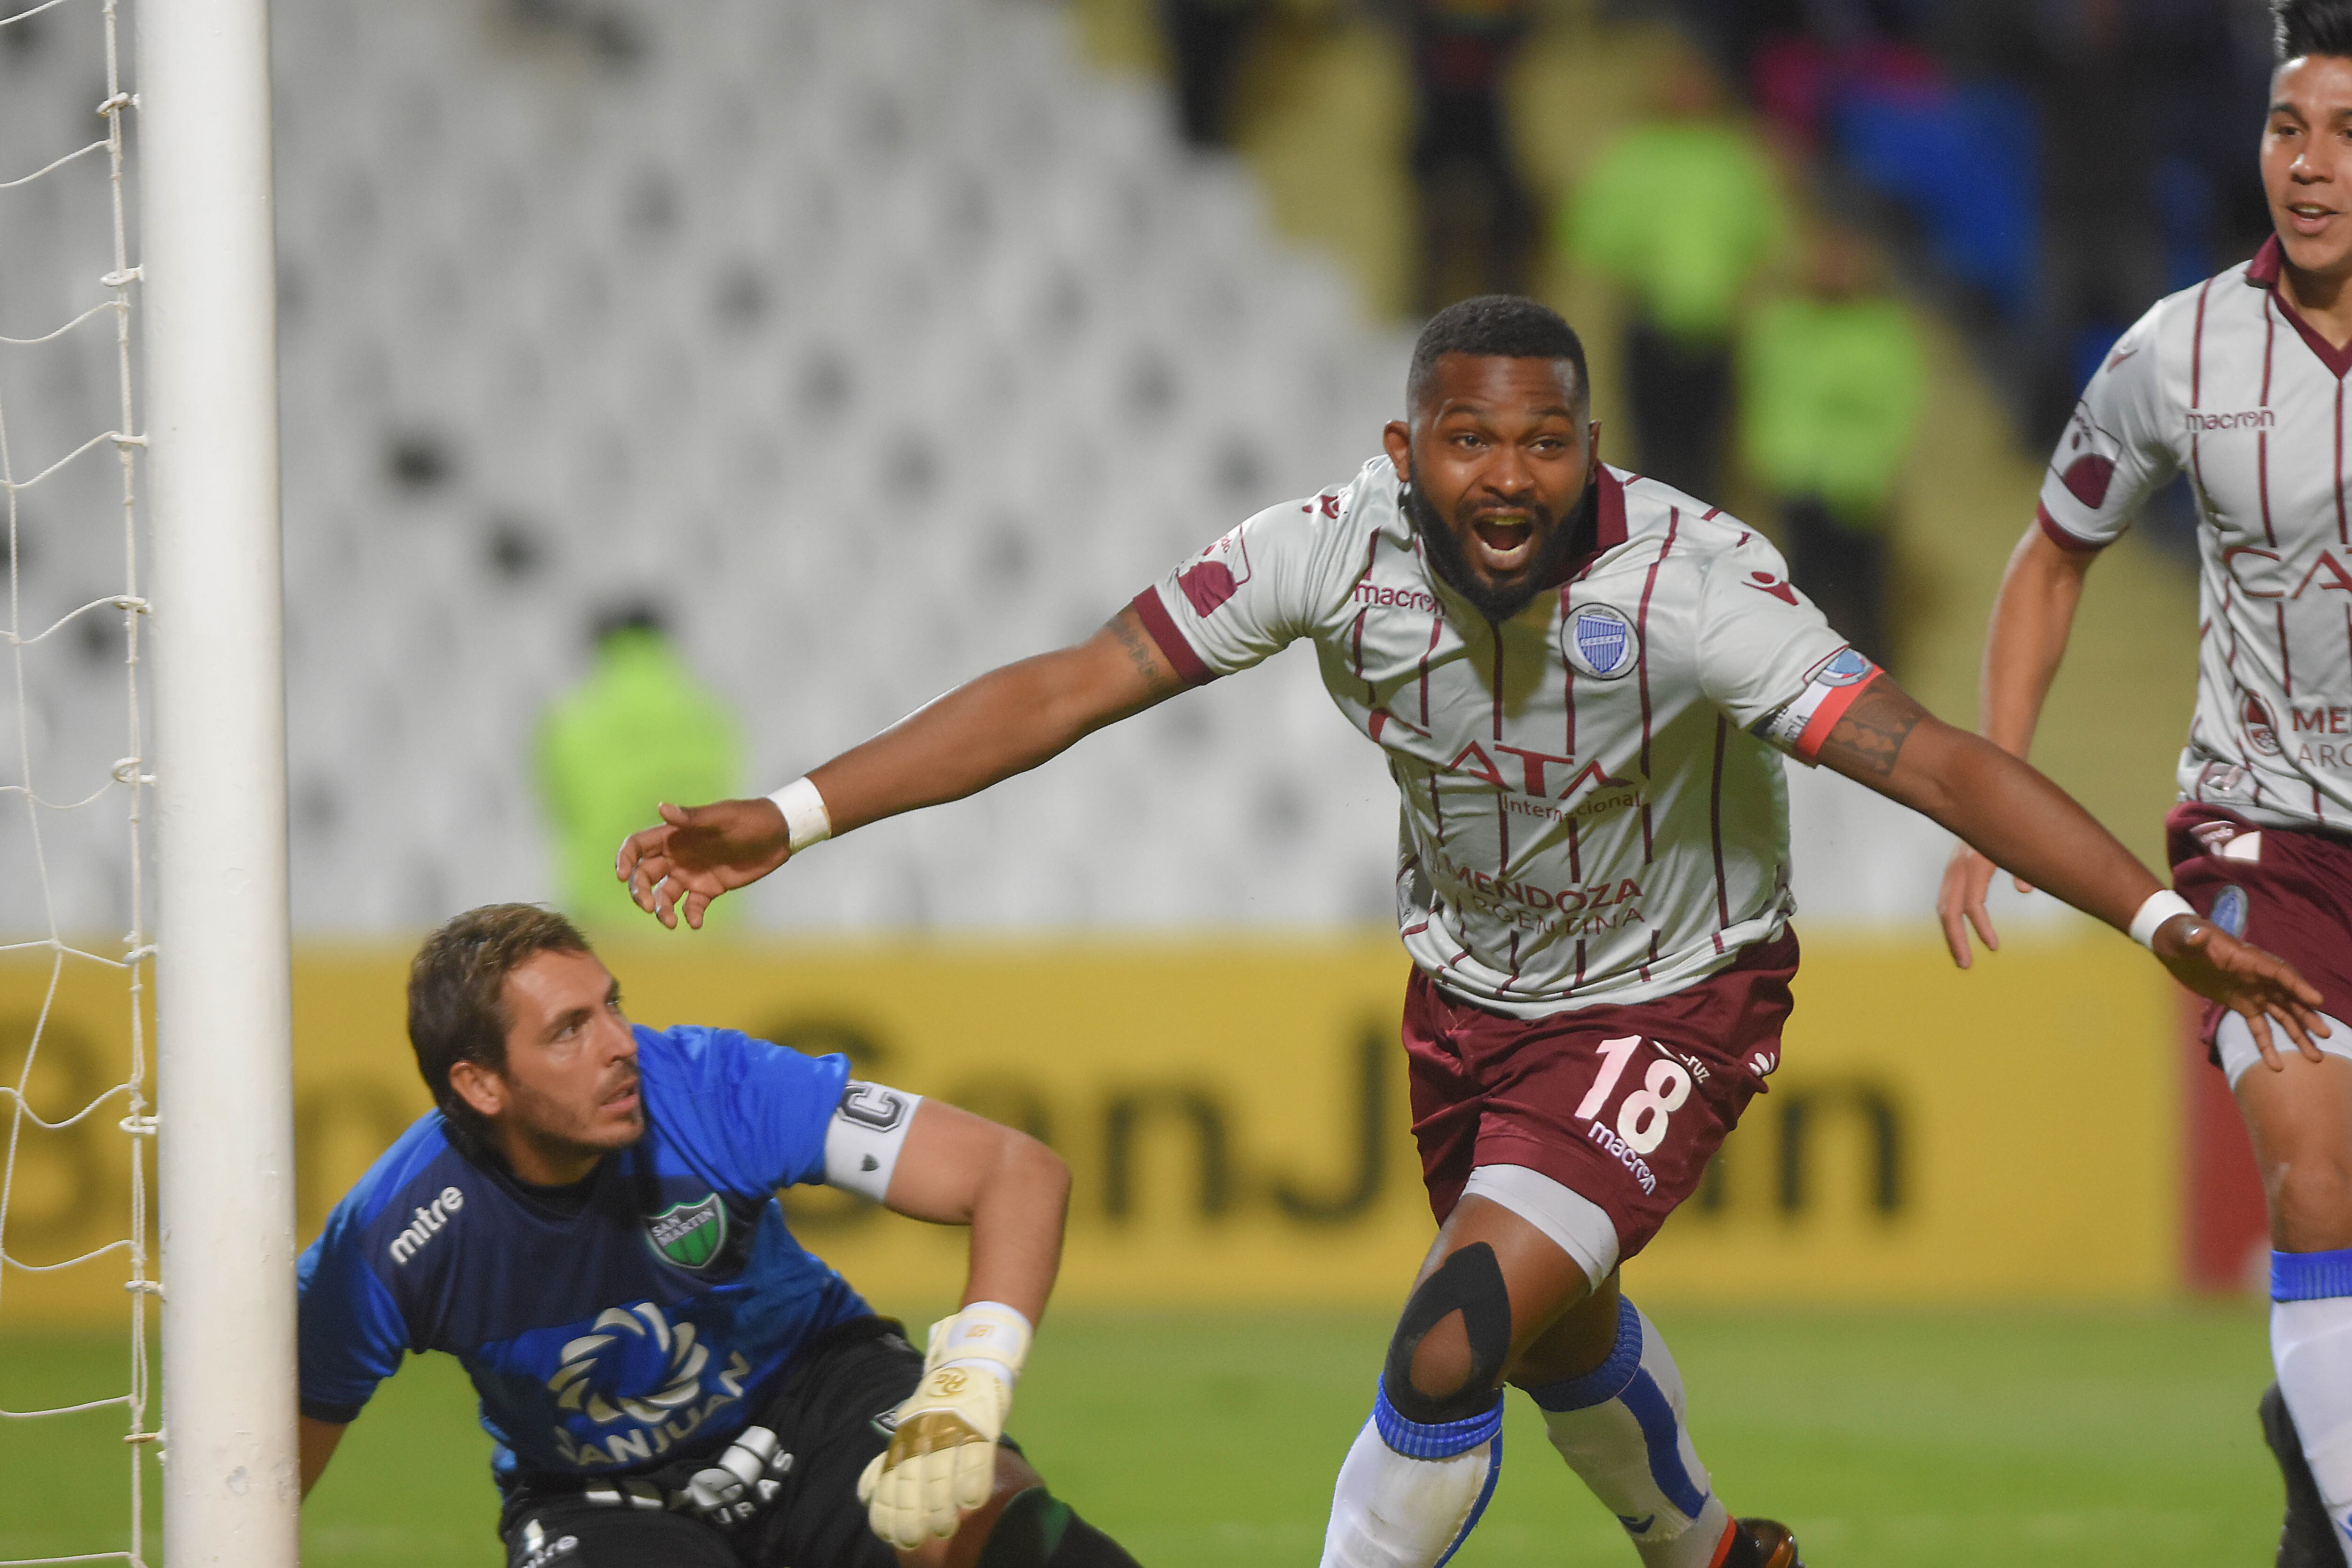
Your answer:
[621,294,2324,1568]
[1941,2,2352,1560]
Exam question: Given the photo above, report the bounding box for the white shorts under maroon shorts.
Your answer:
[2168,804,2352,1072]
[1403,933,1798,1266]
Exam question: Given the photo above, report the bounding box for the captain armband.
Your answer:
[1752,646,1880,765]
[821,1080,922,1201]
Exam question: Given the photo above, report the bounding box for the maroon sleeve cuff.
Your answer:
[1127,589,1216,687]
[2036,502,2109,554]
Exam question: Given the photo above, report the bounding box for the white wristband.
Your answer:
[931,1300,1033,1391]
[2129,890,2199,948]
[766,777,831,854]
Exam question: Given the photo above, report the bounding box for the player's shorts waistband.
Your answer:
[2172,800,2352,852]
[1422,930,1802,1024]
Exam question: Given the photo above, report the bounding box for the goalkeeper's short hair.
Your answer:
[407,902,592,1145]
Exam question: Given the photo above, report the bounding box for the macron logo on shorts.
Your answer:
[1587,1121,1659,1195]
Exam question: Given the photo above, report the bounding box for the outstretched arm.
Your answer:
[1820,674,2328,1067]
[1935,524,2095,964]
[880,1099,1070,1325]
[618,605,1186,928]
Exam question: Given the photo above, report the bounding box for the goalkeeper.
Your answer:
[295,902,1140,1568]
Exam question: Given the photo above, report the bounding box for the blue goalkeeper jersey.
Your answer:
[296,1024,870,1484]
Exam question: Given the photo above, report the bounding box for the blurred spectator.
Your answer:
[534,605,744,932]
[1407,0,1535,311]
[1161,0,1274,148]
[1564,53,1787,499]
[1740,224,1922,671]
[1749,30,1943,154]
[1720,0,2273,451]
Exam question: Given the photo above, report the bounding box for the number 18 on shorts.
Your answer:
[1401,939,1797,1264]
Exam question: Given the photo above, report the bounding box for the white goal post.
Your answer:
[136,0,299,1560]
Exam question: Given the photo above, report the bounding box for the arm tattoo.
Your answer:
[1818,679,1923,780]
[1108,611,1177,692]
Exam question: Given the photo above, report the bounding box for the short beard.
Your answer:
[1403,481,1593,623]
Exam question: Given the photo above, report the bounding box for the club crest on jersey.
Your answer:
[2244,693,2283,756]
[647,1195,727,1271]
[2211,884,2249,938]
[1805,646,1875,687]
[1564,604,1638,680]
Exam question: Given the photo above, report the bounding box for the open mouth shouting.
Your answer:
[1467,508,1543,575]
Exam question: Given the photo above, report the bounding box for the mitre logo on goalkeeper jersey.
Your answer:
[295,1026,869,1483]
[1131,457,1867,1016]
[2040,237,2352,832]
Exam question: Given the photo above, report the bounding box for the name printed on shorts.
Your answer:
[1587,1120,1658,1194]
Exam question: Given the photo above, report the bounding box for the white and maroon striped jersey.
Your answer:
[2040,237,2352,832]
[1132,457,1868,1014]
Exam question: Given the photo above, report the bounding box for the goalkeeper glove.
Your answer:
[858,1301,1032,1549]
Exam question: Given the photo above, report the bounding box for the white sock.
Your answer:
[1319,1380,1503,1568]
[2273,1248,2352,1557]
[1525,1297,1733,1568]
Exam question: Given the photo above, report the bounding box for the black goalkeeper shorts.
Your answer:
[498,1315,1017,1568]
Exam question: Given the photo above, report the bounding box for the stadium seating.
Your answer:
[0,0,2033,938]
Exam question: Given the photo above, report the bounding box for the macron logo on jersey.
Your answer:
[386,1185,465,1266]
[2186,407,2276,432]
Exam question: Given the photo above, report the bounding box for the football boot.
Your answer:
[2260,1383,2342,1568]
[1722,1516,1804,1568]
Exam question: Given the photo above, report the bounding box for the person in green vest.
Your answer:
[1739,223,1924,674]
[1562,53,1788,500]
[535,604,745,931]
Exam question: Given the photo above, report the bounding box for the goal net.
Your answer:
[0,0,156,1560]
[2,0,296,1561]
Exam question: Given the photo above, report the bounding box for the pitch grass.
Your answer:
[0,1303,2286,1567]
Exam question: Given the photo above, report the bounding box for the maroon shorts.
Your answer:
[2167,803,2352,1048]
[1403,932,1799,1264]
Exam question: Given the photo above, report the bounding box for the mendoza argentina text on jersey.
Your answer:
[2040,237,2352,831]
[1131,457,1869,1018]
[297,1027,871,1482]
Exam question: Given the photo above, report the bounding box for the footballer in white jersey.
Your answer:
[626,296,2318,1568]
[2040,235,2352,833]
[1939,10,2352,1560]
[1128,454,1859,1017]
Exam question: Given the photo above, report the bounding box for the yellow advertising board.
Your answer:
[0,930,2180,1326]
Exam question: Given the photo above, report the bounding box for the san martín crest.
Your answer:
[647,1194,728,1270]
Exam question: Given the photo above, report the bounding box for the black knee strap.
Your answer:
[1383,1241,1512,1426]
